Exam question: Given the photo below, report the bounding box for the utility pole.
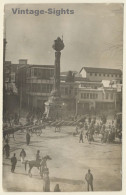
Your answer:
[19,84,22,117]
[3,26,7,113]
[19,69,23,117]
[76,99,78,116]
[75,98,79,116]
[114,92,117,112]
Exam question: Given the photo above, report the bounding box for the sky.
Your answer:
[4,3,123,72]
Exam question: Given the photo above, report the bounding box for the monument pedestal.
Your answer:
[44,92,64,120]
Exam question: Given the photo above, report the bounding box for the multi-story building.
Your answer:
[4,61,11,93]
[80,67,122,82]
[25,64,54,112]
[6,59,122,116]
[77,67,122,115]
[4,60,20,94]
[4,60,19,113]
[77,85,117,115]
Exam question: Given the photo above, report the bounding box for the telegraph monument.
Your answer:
[44,37,65,119]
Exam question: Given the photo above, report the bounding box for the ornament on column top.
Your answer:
[52,37,65,52]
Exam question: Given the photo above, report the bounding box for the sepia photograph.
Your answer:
[3,3,123,192]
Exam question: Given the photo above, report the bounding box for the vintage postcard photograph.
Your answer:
[2,3,123,192]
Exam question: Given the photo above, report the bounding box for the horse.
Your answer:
[25,155,52,178]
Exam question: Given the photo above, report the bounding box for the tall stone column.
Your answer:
[54,51,61,96]
[44,37,65,119]
[52,37,64,97]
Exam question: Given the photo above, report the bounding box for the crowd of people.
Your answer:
[3,112,20,128]
[3,110,122,191]
[75,114,122,144]
[3,109,44,128]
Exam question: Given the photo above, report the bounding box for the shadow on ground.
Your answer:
[50,177,84,185]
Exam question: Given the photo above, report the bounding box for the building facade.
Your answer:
[6,60,122,116]
[80,67,122,82]
[25,65,54,112]
[77,86,117,115]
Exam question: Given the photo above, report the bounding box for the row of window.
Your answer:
[103,93,114,100]
[81,93,98,99]
[27,83,53,93]
[96,103,114,109]
[27,69,32,77]
[26,83,78,96]
[34,68,54,79]
[89,73,121,78]
[27,68,54,79]
[80,83,99,89]
[81,93,114,100]
[26,83,115,100]
[61,87,77,96]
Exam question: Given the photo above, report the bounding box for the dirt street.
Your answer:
[3,126,122,192]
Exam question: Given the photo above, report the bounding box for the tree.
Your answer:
[66,71,75,82]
